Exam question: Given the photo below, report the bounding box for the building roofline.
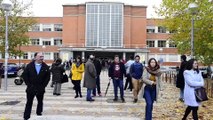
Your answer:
[63,2,147,8]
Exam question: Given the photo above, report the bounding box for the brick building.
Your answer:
[3,2,180,66]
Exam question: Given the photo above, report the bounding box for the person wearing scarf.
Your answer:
[142,58,162,120]
[71,56,85,98]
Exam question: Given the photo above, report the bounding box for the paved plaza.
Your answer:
[0,72,212,120]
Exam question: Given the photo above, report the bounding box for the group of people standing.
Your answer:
[21,52,205,120]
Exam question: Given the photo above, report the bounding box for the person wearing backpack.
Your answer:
[130,55,143,103]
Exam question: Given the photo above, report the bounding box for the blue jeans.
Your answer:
[144,85,156,120]
[112,79,124,98]
[86,88,92,100]
[93,75,101,95]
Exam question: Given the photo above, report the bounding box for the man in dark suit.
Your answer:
[22,52,50,120]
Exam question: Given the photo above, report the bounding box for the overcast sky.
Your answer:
[30,0,162,18]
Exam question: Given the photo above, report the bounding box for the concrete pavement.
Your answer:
[0,72,179,120]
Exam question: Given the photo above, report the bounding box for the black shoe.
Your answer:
[121,98,125,103]
[113,97,118,102]
[133,99,138,103]
[53,93,57,95]
[37,113,42,116]
[80,95,82,98]
[56,93,61,96]
[75,95,79,98]
[86,99,95,102]
[179,98,184,102]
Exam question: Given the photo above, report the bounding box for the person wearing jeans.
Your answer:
[130,55,143,103]
[142,58,162,120]
[108,55,126,103]
[83,55,97,102]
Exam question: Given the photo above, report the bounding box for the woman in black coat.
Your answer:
[50,58,64,96]
[176,55,187,102]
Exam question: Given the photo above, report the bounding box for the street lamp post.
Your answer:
[1,0,12,91]
[188,3,198,58]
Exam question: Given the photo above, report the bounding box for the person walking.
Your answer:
[92,56,102,97]
[22,52,50,120]
[0,63,3,89]
[176,55,187,102]
[124,55,134,91]
[50,58,64,96]
[142,58,162,120]
[71,56,84,98]
[130,55,143,103]
[108,55,126,103]
[83,55,97,101]
[182,59,204,120]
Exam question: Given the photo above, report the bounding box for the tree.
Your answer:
[0,0,36,58]
[155,0,213,65]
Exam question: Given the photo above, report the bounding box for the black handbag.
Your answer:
[195,87,208,102]
[61,74,68,83]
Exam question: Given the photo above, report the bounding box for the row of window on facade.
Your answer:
[31,38,62,46]
[147,26,175,34]
[29,24,63,32]
[21,52,59,60]
[147,40,176,48]
[7,52,179,62]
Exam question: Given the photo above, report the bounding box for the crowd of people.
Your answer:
[21,52,206,120]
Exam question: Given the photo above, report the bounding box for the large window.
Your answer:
[42,38,51,46]
[42,24,52,31]
[54,24,63,31]
[158,26,166,33]
[168,55,178,62]
[44,53,51,60]
[86,3,123,47]
[146,26,155,33]
[54,38,62,46]
[147,41,155,47]
[54,53,59,59]
[31,38,40,45]
[23,53,28,59]
[30,24,40,31]
[169,41,177,48]
[158,40,166,47]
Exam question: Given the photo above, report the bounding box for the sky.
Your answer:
[30,0,162,18]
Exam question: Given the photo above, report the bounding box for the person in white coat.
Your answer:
[182,59,204,120]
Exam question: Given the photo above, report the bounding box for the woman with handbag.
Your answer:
[142,58,162,120]
[71,56,85,98]
[50,58,65,96]
[182,59,204,120]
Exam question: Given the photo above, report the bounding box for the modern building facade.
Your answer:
[2,2,181,66]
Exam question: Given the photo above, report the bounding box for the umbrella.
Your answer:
[105,78,111,96]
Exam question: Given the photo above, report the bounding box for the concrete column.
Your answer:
[82,51,85,59]
[123,52,126,60]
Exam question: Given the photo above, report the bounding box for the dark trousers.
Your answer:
[182,106,198,120]
[144,85,156,120]
[73,80,81,96]
[93,75,101,95]
[23,92,44,119]
[124,74,133,91]
[113,79,124,98]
